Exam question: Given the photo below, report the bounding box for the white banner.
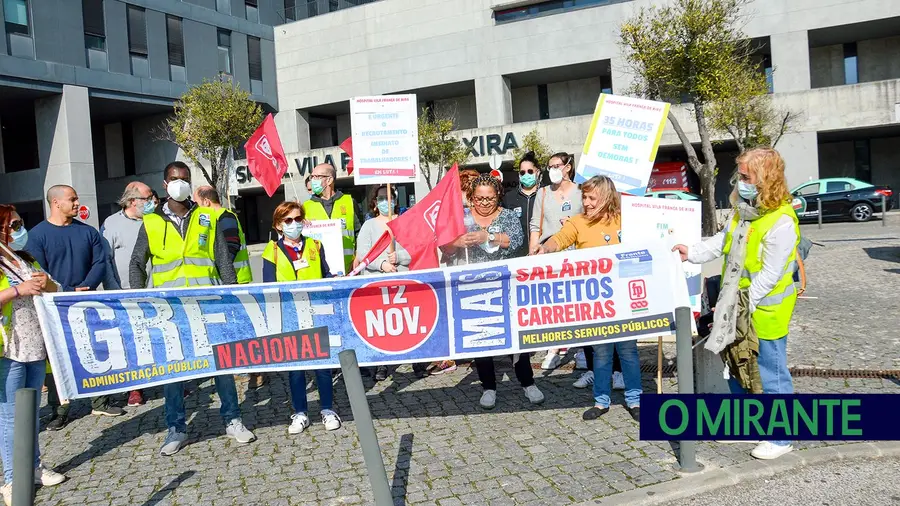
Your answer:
[302,219,345,277]
[350,94,420,185]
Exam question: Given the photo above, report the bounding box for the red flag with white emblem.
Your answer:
[244,113,288,197]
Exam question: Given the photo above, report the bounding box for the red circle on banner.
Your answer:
[78,205,90,221]
[348,279,439,354]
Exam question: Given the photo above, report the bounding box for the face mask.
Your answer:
[377,200,392,216]
[549,168,564,185]
[520,173,537,188]
[8,227,27,251]
[282,221,303,240]
[166,179,192,202]
[738,180,758,200]
[142,200,157,215]
[310,179,325,196]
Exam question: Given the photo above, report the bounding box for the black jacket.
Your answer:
[502,186,542,257]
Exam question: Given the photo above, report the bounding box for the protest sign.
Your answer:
[37,243,679,399]
[350,95,420,185]
[621,196,701,313]
[575,94,670,196]
[301,219,346,276]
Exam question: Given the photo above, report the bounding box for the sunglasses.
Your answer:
[519,169,536,175]
[282,217,303,225]
[8,220,23,232]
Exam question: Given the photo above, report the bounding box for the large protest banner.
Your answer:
[350,94,420,185]
[37,243,679,400]
[301,219,346,276]
[574,94,669,196]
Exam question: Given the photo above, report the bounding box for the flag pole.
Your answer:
[287,169,301,202]
[387,183,396,254]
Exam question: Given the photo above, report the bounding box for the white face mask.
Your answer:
[166,179,192,202]
[549,168,564,185]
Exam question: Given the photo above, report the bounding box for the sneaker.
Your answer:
[225,418,256,444]
[479,390,497,409]
[523,385,545,404]
[46,414,68,431]
[322,410,342,431]
[1,482,9,506]
[573,370,595,389]
[541,353,561,370]
[628,406,641,422]
[159,427,188,456]
[612,371,626,390]
[91,405,125,417]
[582,406,610,420]
[751,441,793,460]
[716,440,760,444]
[574,350,588,370]
[288,412,310,435]
[429,360,457,375]
[374,366,389,382]
[127,390,145,407]
[34,463,65,486]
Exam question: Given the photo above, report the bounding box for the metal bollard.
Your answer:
[12,388,37,506]
[674,307,703,473]
[882,194,887,227]
[339,350,393,506]
[817,198,822,229]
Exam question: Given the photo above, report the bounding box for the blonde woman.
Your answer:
[674,147,800,460]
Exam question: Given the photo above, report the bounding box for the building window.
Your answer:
[328,0,339,12]
[843,42,858,85]
[763,54,774,93]
[166,15,185,82]
[600,74,613,94]
[126,5,149,78]
[495,0,616,23]
[216,0,230,15]
[217,30,232,75]
[4,0,28,34]
[284,0,295,20]
[854,139,871,182]
[537,84,550,120]
[246,0,258,22]
[248,36,263,94]
[82,0,106,70]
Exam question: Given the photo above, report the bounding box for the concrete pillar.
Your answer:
[777,131,819,188]
[475,76,513,128]
[771,31,812,93]
[0,115,5,174]
[35,85,99,229]
[104,123,126,179]
[274,109,311,154]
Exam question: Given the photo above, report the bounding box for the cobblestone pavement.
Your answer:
[30,219,900,505]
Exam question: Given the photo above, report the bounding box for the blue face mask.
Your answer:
[738,180,758,200]
[520,173,537,188]
[282,221,303,240]
[142,200,157,215]
[8,227,27,251]
[377,200,392,216]
[310,179,325,196]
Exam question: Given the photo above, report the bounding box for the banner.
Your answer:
[350,94,420,185]
[301,219,346,277]
[575,94,670,196]
[38,243,679,399]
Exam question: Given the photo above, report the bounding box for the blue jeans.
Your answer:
[592,341,642,408]
[163,376,241,432]
[0,359,45,482]
[288,370,333,413]
[728,335,793,446]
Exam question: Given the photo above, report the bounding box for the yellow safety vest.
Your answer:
[143,208,221,288]
[302,194,355,273]
[260,238,323,282]
[211,207,252,284]
[722,201,800,340]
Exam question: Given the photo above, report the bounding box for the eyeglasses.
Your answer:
[376,196,390,203]
[8,220,23,232]
[282,217,303,225]
[519,168,536,175]
[471,196,497,205]
[548,163,568,170]
[310,174,331,181]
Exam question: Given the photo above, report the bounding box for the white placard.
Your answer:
[302,219,346,277]
[350,94,420,185]
[575,94,670,196]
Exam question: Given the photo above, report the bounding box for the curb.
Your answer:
[579,441,900,506]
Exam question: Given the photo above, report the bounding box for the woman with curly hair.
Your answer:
[674,147,800,461]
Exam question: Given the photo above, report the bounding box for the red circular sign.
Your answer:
[78,205,90,221]
[348,279,439,354]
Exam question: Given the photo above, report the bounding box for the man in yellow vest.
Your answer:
[303,163,359,274]
[129,161,256,457]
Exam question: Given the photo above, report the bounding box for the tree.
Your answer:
[159,77,262,208]
[511,128,553,169]
[417,105,471,190]
[708,76,801,152]
[620,0,763,235]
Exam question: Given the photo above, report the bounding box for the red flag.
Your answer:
[387,164,466,270]
[244,113,288,197]
[339,137,354,175]
[348,230,392,276]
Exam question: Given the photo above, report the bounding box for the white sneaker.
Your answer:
[541,353,561,370]
[751,441,793,460]
[480,389,497,409]
[225,418,256,444]
[523,385,545,404]
[159,427,188,456]
[716,440,760,444]
[574,350,588,370]
[1,482,10,506]
[288,412,310,435]
[612,371,626,390]
[322,410,342,431]
[34,463,65,486]
[573,370,595,389]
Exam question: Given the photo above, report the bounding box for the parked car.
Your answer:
[644,190,700,201]
[790,178,893,222]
